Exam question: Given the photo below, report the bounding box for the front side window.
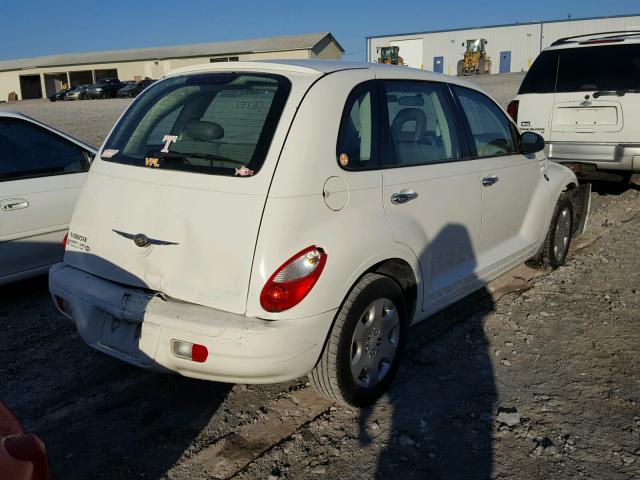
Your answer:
[383,81,462,166]
[0,119,88,181]
[336,81,377,170]
[453,86,519,158]
[103,72,291,176]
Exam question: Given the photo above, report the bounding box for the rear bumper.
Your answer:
[49,263,336,384]
[548,142,640,172]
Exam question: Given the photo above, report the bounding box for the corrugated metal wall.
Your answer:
[542,16,640,48]
[368,15,640,75]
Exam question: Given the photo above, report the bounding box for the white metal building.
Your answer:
[366,14,640,75]
[0,32,343,102]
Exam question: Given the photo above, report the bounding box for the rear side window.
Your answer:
[103,72,291,177]
[0,118,88,181]
[519,43,640,94]
[453,86,519,158]
[382,80,461,166]
[336,81,377,170]
[518,50,559,94]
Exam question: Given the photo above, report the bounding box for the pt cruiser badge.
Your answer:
[112,230,179,247]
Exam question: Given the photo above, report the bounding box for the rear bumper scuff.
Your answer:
[49,263,336,384]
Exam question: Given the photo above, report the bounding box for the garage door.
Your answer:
[390,39,423,69]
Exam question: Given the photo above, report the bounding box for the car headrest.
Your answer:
[183,120,224,141]
[392,108,426,143]
[399,95,424,107]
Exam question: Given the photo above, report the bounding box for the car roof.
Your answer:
[546,30,640,50]
[0,109,97,153]
[167,59,482,90]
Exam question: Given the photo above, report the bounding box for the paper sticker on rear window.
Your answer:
[101,149,119,158]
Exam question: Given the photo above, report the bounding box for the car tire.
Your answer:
[528,194,574,269]
[309,273,408,407]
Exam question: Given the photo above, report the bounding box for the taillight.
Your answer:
[580,38,624,45]
[171,340,208,363]
[260,246,327,312]
[62,233,68,250]
[507,100,519,123]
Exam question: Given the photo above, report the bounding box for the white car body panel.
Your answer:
[381,158,482,311]
[49,60,581,383]
[0,111,95,285]
[63,72,318,315]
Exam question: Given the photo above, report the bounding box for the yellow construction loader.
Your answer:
[377,46,404,66]
[457,39,492,76]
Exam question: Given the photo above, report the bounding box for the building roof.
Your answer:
[366,13,640,39]
[0,32,344,73]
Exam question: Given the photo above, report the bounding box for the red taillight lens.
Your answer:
[580,38,624,45]
[507,100,519,123]
[260,246,327,312]
[62,233,68,250]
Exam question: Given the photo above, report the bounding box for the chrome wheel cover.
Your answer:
[350,298,400,389]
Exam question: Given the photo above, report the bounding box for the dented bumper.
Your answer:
[49,263,336,384]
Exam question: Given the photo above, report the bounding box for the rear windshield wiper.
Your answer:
[593,89,640,98]
[160,151,247,167]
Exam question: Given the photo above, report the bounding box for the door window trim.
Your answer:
[0,117,91,182]
[448,84,522,160]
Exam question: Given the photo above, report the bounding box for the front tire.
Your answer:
[309,273,407,407]
[528,194,573,269]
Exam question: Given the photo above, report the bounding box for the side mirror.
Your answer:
[521,131,545,155]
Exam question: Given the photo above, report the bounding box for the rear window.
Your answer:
[519,43,640,94]
[102,72,291,177]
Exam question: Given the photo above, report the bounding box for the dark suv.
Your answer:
[86,78,125,99]
[117,79,156,98]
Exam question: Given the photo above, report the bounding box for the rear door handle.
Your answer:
[391,190,418,205]
[481,176,499,187]
[0,198,29,211]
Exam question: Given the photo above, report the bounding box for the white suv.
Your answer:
[49,60,589,406]
[509,31,640,181]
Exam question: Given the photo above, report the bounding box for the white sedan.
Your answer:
[0,111,95,284]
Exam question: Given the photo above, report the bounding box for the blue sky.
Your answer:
[0,0,638,61]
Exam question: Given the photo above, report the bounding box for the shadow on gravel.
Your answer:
[1,255,231,480]
[587,178,639,197]
[358,224,497,479]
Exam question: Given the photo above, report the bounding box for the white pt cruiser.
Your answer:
[50,61,590,406]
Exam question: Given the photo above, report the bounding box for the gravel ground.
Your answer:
[2,97,132,148]
[1,73,639,480]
